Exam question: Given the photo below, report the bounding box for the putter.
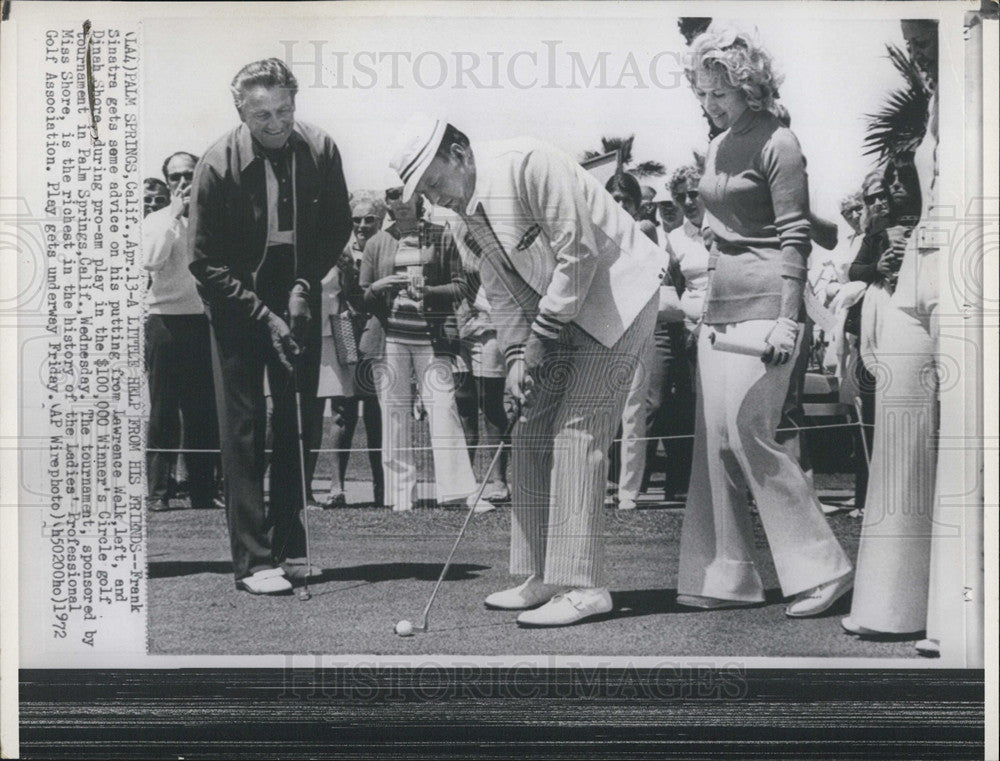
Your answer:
[291,363,313,601]
[398,416,518,635]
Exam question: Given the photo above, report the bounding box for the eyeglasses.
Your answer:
[352,215,377,225]
[863,193,886,205]
[145,195,169,206]
[673,191,699,202]
[167,171,194,183]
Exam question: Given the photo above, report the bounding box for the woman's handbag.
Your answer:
[330,311,360,366]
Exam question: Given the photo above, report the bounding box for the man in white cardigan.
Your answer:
[389,114,666,627]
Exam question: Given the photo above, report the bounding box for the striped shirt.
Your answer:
[386,234,431,344]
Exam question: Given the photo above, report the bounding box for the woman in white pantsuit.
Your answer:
[360,190,477,511]
[844,20,946,650]
[676,29,853,617]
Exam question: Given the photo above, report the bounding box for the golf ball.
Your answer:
[395,619,414,637]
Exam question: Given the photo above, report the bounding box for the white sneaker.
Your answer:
[235,568,292,595]
[785,572,853,618]
[516,587,613,627]
[484,575,565,610]
[617,498,637,511]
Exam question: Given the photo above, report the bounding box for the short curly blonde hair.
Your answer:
[668,165,702,197]
[685,27,783,112]
[349,189,387,219]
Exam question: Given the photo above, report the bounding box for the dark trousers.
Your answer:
[305,392,384,505]
[208,245,322,579]
[634,323,694,498]
[454,371,513,483]
[145,313,219,505]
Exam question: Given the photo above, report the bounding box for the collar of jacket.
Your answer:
[237,123,308,171]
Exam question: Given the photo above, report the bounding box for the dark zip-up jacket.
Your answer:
[188,121,352,323]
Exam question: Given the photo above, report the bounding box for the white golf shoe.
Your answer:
[785,572,854,618]
[484,575,565,610]
[516,587,613,627]
[235,568,292,595]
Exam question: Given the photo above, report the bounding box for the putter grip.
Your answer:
[709,330,769,358]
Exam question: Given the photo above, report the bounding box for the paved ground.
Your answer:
[146,477,920,659]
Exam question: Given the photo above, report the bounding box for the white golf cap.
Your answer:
[388,113,448,202]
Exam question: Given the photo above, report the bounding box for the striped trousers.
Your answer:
[510,295,657,588]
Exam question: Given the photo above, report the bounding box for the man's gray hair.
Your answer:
[230,58,299,112]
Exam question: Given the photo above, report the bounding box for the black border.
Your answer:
[19,668,984,759]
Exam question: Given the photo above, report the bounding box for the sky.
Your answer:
[143,9,911,227]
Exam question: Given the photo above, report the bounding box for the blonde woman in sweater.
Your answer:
[675,28,853,617]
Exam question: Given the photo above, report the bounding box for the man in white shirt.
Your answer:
[389,114,664,627]
[144,151,219,512]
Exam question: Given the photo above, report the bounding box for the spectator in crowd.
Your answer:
[842,173,896,513]
[189,58,352,594]
[360,187,477,512]
[143,151,220,513]
[304,191,387,508]
[655,191,684,243]
[820,189,872,511]
[144,177,170,218]
[675,28,853,617]
[646,164,709,501]
[392,114,664,626]
[604,171,664,511]
[452,265,516,510]
[638,184,659,225]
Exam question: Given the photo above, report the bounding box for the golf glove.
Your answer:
[263,308,298,373]
[763,317,799,366]
[287,283,312,346]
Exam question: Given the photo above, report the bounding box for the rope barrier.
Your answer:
[145,420,872,454]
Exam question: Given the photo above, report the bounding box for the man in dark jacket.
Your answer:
[189,58,352,595]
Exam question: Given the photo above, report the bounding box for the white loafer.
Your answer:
[785,572,854,618]
[235,567,292,595]
[484,575,565,610]
[516,587,613,627]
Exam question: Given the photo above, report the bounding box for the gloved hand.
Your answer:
[763,317,799,366]
[263,308,299,373]
[287,283,311,346]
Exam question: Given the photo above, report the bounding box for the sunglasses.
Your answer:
[145,195,169,206]
[385,187,404,201]
[863,193,886,205]
[167,171,194,183]
[673,191,699,202]
[352,215,378,225]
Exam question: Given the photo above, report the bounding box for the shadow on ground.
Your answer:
[149,560,489,583]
